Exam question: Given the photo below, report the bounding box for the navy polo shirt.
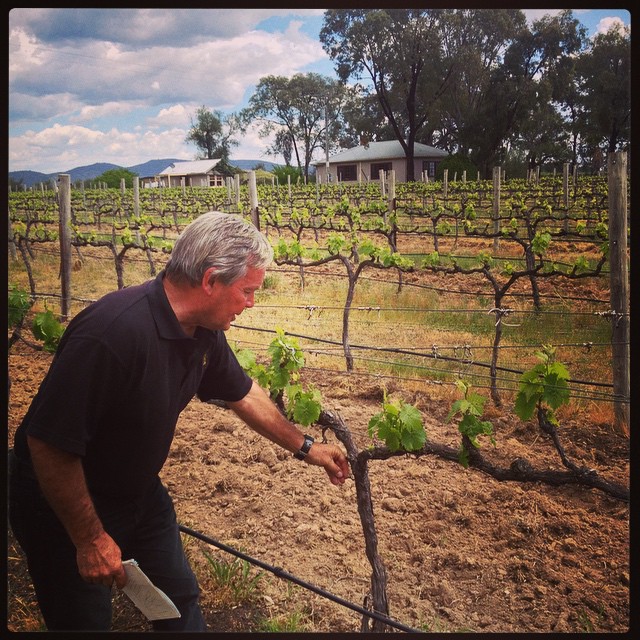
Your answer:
[13,271,252,499]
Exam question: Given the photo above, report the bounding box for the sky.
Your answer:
[8,7,631,175]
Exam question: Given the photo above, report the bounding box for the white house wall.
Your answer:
[316,157,440,183]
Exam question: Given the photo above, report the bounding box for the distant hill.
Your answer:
[9,158,282,188]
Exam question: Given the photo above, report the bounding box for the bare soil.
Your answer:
[6,339,630,633]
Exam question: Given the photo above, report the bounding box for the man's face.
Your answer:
[204,266,265,331]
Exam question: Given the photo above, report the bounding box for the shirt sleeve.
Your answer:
[196,332,252,403]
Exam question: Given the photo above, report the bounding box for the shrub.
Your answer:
[435,154,478,181]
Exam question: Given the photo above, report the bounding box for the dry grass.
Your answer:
[8,239,614,421]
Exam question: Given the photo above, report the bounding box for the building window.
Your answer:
[209,174,224,187]
[370,162,392,179]
[422,160,437,178]
[337,164,357,181]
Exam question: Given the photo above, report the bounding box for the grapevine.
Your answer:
[446,380,495,468]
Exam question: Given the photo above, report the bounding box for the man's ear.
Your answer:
[201,267,218,293]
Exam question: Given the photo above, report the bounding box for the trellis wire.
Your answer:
[229,323,618,402]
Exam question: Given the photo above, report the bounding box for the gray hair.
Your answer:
[165,212,273,286]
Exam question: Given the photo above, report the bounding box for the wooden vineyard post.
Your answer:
[234,174,241,211]
[8,214,17,261]
[225,176,232,210]
[492,166,501,252]
[58,174,72,320]
[563,162,570,233]
[385,169,395,226]
[133,176,141,244]
[607,151,630,433]
[249,170,260,230]
[133,176,140,217]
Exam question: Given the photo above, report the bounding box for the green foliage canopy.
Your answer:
[96,168,138,189]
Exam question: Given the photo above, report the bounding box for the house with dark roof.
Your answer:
[313,140,448,183]
[140,159,225,188]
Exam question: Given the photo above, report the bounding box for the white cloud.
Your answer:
[73,101,143,123]
[9,122,193,173]
[8,27,46,72]
[233,121,280,164]
[10,91,82,122]
[594,17,627,36]
[147,104,194,128]
[522,9,562,23]
[9,13,329,117]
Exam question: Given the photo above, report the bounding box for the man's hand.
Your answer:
[27,435,127,588]
[77,530,127,588]
[228,381,350,485]
[304,442,350,486]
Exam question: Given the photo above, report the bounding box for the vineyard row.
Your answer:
[8,161,629,427]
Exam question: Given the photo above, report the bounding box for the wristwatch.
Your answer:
[294,434,314,460]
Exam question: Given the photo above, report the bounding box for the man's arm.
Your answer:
[226,381,350,486]
[27,435,127,588]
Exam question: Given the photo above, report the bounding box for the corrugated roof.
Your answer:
[314,140,447,165]
[158,159,222,175]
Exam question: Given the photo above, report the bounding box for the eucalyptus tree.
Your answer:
[240,73,351,181]
[185,106,240,162]
[335,84,396,149]
[322,9,590,179]
[573,23,630,161]
[321,8,457,182]
[453,10,586,176]
[431,9,526,159]
[511,82,573,172]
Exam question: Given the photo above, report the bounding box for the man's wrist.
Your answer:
[293,434,314,460]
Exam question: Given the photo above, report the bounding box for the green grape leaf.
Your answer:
[289,389,322,427]
[514,390,538,421]
[541,372,570,409]
[32,310,64,353]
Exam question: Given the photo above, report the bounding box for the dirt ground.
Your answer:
[6,338,630,634]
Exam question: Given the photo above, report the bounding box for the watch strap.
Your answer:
[294,434,314,460]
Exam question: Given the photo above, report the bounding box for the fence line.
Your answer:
[10,243,612,306]
[230,323,618,398]
[8,285,619,401]
[8,288,617,321]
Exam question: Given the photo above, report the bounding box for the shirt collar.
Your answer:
[148,270,194,340]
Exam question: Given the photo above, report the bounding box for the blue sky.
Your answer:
[8,8,631,175]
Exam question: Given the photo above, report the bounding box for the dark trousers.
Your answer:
[8,450,207,631]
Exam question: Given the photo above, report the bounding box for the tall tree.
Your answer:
[574,24,630,157]
[430,9,526,156]
[511,80,573,172]
[240,73,350,180]
[321,9,456,181]
[337,85,395,149]
[452,10,586,176]
[185,106,239,162]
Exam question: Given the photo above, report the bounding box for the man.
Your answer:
[8,211,350,631]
